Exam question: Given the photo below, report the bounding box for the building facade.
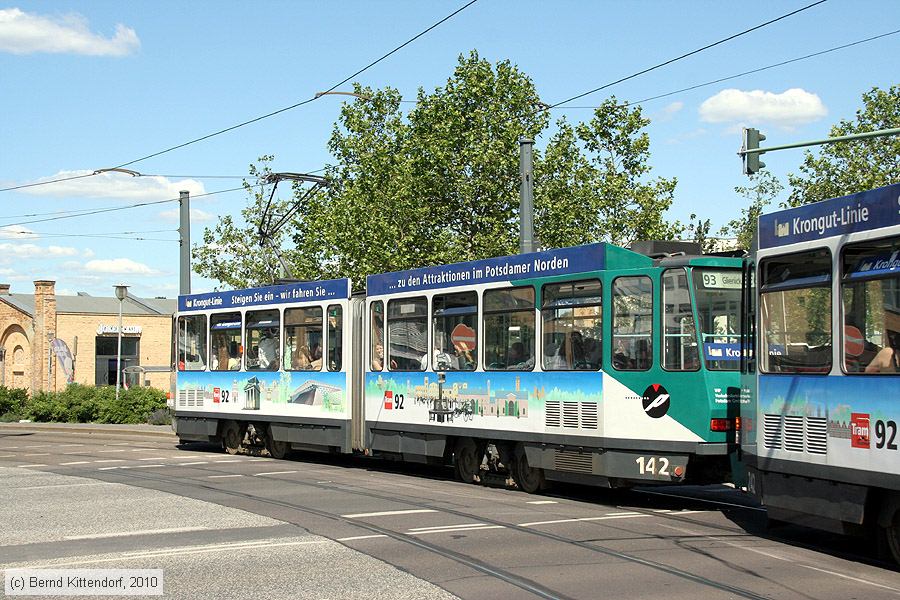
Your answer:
[0,281,176,394]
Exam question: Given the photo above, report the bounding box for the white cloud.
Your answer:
[158,207,216,223]
[13,170,206,200]
[699,88,827,128]
[665,128,709,145]
[0,225,37,239]
[82,248,95,259]
[652,101,684,123]
[0,242,79,258]
[84,258,161,276]
[0,8,139,56]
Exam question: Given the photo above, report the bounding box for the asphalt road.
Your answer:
[1,425,899,599]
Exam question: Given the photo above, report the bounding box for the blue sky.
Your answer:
[1,0,897,299]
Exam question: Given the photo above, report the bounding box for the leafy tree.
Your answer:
[787,85,900,206]
[721,170,783,250]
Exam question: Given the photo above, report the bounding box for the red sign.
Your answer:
[450,323,476,352]
[851,413,870,448]
[844,325,864,357]
[213,387,221,403]
[383,390,393,410]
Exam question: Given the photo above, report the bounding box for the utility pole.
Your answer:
[179,190,191,295]
[519,137,535,254]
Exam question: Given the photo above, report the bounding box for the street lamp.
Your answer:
[114,284,129,402]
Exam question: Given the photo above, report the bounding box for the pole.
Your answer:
[115,298,123,402]
[519,137,535,254]
[179,190,191,295]
[739,127,900,158]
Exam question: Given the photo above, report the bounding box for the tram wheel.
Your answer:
[265,428,289,460]
[221,421,243,455]
[454,438,481,483]
[883,508,900,565]
[512,443,545,494]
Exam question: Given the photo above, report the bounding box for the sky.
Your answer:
[1,0,898,299]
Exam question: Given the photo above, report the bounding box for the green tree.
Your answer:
[787,85,900,206]
[721,170,783,250]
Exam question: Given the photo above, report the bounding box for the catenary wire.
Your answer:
[549,28,900,109]
[548,0,828,108]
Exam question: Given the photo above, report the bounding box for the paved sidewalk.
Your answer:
[0,421,176,438]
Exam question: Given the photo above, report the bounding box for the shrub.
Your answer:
[20,385,168,424]
[97,386,167,424]
[0,386,27,416]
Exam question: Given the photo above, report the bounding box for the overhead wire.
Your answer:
[548,0,828,108]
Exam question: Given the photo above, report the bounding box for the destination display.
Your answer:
[178,279,351,312]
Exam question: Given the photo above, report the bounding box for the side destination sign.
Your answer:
[367,243,606,296]
[759,183,900,249]
[178,278,350,312]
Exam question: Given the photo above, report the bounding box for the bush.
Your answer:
[21,385,167,424]
[0,386,27,416]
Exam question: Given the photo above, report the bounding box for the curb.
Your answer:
[0,423,177,438]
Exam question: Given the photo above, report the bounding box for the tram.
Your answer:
[173,241,745,491]
[741,183,900,561]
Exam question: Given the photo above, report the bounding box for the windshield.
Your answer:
[692,268,742,370]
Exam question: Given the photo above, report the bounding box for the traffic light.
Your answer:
[742,127,766,175]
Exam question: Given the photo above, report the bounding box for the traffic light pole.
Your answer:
[738,126,900,175]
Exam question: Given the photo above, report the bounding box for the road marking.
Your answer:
[93,459,125,463]
[408,523,493,532]
[526,500,558,505]
[109,442,131,446]
[138,457,169,461]
[98,467,120,471]
[0,453,16,458]
[24,453,50,456]
[518,514,652,527]
[316,481,333,484]
[343,509,437,519]
[411,525,505,535]
[247,458,272,462]
[16,482,114,490]
[65,527,209,540]
[214,459,241,463]
[130,464,165,469]
[57,444,84,448]
[177,461,208,466]
[254,471,298,476]
[1,446,18,449]
[337,534,389,542]
[208,474,243,479]
[799,564,900,592]
[96,449,126,453]
[60,461,90,465]
[18,464,46,467]
[22,444,54,448]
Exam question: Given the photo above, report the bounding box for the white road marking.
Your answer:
[177,461,208,466]
[95,449,125,453]
[408,523,493,532]
[1,446,18,449]
[247,458,273,462]
[65,527,209,540]
[23,453,50,456]
[799,564,900,593]
[57,444,84,448]
[208,474,242,479]
[18,464,46,467]
[411,525,505,535]
[343,509,437,519]
[337,534,389,542]
[526,500,558,505]
[93,459,125,463]
[214,459,241,463]
[518,514,652,527]
[22,444,54,449]
[316,481,333,484]
[109,442,131,446]
[254,471,298,476]
[138,457,169,461]
[59,461,90,465]
[0,454,16,458]
[98,467,120,471]
[130,464,165,469]
[16,482,114,490]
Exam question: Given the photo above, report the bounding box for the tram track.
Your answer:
[85,452,773,600]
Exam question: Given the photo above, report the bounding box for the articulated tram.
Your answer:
[174,241,744,491]
[741,183,900,562]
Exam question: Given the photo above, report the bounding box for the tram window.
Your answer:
[327,305,343,372]
[176,315,207,371]
[662,269,698,371]
[759,249,832,374]
[484,287,535,371]
[841,235,900,374]
[541,280,601,371]
[245,309,280,371]
[387,297,428,371]
[284,306,322,371]
[612,276,652,371]
[432,292,477,371]
[692,268,742,371]
[210,312,242,371]
[370,301,384,371]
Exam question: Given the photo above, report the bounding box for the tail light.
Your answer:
[710,418,736,432]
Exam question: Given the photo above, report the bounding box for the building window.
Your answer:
[95,336,139,386]
[246,309,280,371]
[284,306,322,371]
[484,287,535,371]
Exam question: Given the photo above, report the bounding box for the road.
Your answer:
[1,425,899,599]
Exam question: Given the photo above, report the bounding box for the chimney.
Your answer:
[0,284,9,295]
[32,280,57,393]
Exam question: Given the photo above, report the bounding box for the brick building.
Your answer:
[0,281,176,394]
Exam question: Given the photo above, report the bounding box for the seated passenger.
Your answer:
[865,331,900,374]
